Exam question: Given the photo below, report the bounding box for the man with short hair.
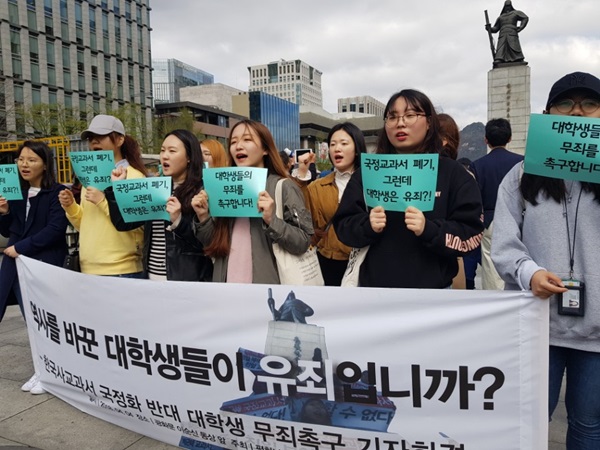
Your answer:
[470,118,523,289]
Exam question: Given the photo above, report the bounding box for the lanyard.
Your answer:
[563,184,583,279]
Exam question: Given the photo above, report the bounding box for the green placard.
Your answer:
[524,113,600,183]
[203,167,268,217]
[112,176,171,222]
[361,154,439,212]
[0,164,23,200]
[69,150,115,190]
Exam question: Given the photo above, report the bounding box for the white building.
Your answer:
[248,59,322,108]
[337,95,385,117]
[180,83,245,113]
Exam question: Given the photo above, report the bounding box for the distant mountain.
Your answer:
[458,122,487,163]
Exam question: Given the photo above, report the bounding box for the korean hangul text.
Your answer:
[365,189,398,203]
[95,153,111,161]
[413,158,436,170]
[133,193,153,204]
[80,165,98,174]
[122,206,150,216]
[98,384,142,412]
[296,359,335,400]
[115,180,149,194]
[560,142,599,159]
[147,399,181,422]
[553,120,600,139]
[151,179,169,189]
[71,153,94,163]
[336,361,378,403]
[30,302,60,344]
[543,157,600,174]
[216,170,253,182]
[218,198,254,209]
[223,185,244,195]
[359,438,465,450]
[384,175,412,187]
[403,191,433,202]
[92,175,111,185]
[63,321,99,359]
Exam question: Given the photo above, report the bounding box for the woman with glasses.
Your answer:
[58,115,147,277]
[0,141,69,394]
[492,71,600,449]
[333,89,483,288]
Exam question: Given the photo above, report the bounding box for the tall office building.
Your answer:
[0,0,153,140]
[247,91,300,151]
[248,59,322,108]
[152,58,214,104]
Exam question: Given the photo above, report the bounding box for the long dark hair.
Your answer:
[377,89,443,155]
[204,120,287,258]
[164,129,203,215]
[438,113,460,160]
[17,141,56,190]
[521,174,600,205]
[327,122,366,171]
[104,132,147,176]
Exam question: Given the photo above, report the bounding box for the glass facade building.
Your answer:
[152,58,214,104]
[0,0,153,139]
[249,91,299,152]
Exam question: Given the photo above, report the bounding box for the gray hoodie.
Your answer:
[492,163,600,352]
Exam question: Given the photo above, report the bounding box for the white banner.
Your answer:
[17,256,549,450]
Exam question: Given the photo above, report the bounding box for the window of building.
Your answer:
[9,2,20,23]
[32,87,42,106]
[113,0,120,15]
[63,70,71,91]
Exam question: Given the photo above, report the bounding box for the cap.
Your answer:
[80,115,125,140]
[546,72,600,110]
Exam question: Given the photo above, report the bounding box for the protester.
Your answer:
[457,157,482,289]
[58,114,146,276]
[471,118,523,290]
[200,139,228,168]
[333,89,484,288]
[492,71,600,449]
[191,119,313,283]
[305,122,365,286]
[107,130,213,281]
[0,141,69,394]
[438,112,468,288]
[438,113,460,161]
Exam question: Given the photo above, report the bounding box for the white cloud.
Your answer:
[150,0,600,129]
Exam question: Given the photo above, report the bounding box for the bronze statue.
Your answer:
[485,1,529,67]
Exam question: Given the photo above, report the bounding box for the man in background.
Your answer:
[470,118,523,289]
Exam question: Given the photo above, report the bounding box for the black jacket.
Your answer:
[333,156,484,288]
[105,188,212,282]
[0,183,68,320]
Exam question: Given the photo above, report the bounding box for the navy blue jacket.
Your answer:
[470,147,523,228]
[0,183,68,321]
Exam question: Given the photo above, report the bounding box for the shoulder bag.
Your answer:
[272,179,324,286]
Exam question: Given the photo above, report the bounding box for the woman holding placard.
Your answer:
[0,141,68,394]
[58,115,146,276]
[107,129,213,281]
[305,122,365,286]
[492,71,600,449]
[333,89,483,288]
[191,119,313,283]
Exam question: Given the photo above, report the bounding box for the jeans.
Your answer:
[105,271,145,279]
[549,345,600,449]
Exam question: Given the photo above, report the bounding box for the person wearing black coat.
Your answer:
[106,129,212,282]
[0,141,68,322]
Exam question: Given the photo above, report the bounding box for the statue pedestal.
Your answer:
[487,65,530,155]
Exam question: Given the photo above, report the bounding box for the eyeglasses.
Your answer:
[384,113,426,128]
[552,98,600,114]
[15,158,42,165]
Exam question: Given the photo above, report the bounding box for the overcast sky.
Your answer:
[149,0,599,129]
